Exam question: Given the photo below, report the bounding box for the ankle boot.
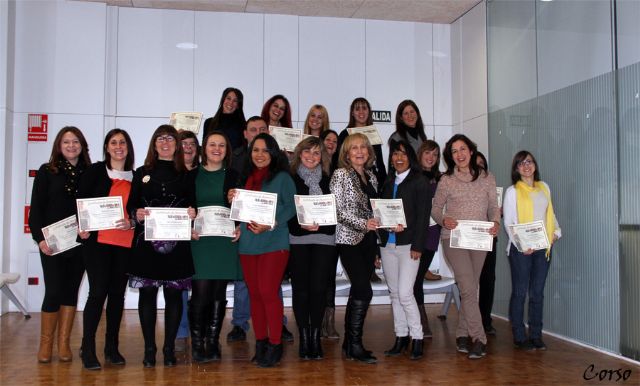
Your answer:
[251,338,268,363]
[104,336,126,365]
[163,345,177,367]
[80,337,101,370]
[298,326,311,359]
[384,336,410,356]
[58,306,76,362]
[258,342,283,368]
[188,301,208,363]
[410,339,424,360]
[205,300,226,361]
[324,307,340,339]
[37,311,58,363]
[345,299,377,364]
[143,345,156,368]
[419,304,432,338]
[309,327,323,359]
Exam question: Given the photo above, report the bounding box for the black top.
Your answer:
[288,173,336,236]
[231,146,248,176]
[202,114,245,151]
[29,162,86,244]
[378,169,431,252]
[126,160,196,280]
[336,128,387,186]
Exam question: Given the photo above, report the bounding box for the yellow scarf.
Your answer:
[515,180,555,258]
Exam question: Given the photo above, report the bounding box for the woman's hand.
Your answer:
[248,221,271,235]
[393,224,405,233]
[443,217,458,230]
[38,240,53,256]
[552,234,559,244]
[187,206,196,220]
[301,223,320,232]
[489,221,500,237]
[78,230,90,240]
[114,218,131,230]
[227,189,237,204]
[191,229,200,241]
[232,226,241,242]
[523,248,534,256]
[366,218,380,231]
[136,208,149,222]
[410,250,422,260]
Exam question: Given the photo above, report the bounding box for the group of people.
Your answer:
[29,90,561,370]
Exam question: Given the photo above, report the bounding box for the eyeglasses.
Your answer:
[517,159,533,167]
[156,135,176,143]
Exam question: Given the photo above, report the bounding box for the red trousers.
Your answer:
[240,250,289,344]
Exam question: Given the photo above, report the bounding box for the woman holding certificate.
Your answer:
[288,136,336,360]
[302,105,330,136]
[189,131,241,363]
[76,129,135,370]
[127,125,196,368]
[202,87,246,150]
[330,132,379,364]
[29,126,91,364]
[230,133,296,368]
[431,134,500,360]
[261,94,293,128]
[503,151,561,351]
[379,139,429,360]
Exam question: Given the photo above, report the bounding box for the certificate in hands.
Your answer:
[169,112,203,134]
[450,220,494,251]
[76,196,124,232]
[295,194,337,226]
[509,220,550,252]
[346,125,382,145]
[144,207,191,241]
[269,126,303,152]
[42,215,80,255]
[229,189,277,227]
[193,206,235,238]
[370,199,407,229]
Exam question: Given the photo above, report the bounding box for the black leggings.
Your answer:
[82,242,129,341]
[138,286,183,349]
[324,249,340,308]
[40,248,84,312]
[337,233,377,302]
[190,279,229,313]
[289,244,336,328]
[413,249,437,306]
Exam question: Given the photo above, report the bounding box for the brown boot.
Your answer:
[324,307,340,339]
[58,306,76,362]
[419,305,432,338]
[37,311,59,363]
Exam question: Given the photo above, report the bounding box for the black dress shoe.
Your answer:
[410,339,424,360]
[104,348,126,365]
[281,325,294,342]
[384,336,410,356]
[227,325,247,342]
[163,347,177,367]
[143,347,156,368]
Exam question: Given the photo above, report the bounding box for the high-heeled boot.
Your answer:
[410,339,424,360]
[58,306,76,362]
[188,301,208,363]
[309,327,323,359]
[205,300,226,361]
[345,299,377,364]
[251,338,268,363]
[37,311,58,363]
[298,326,310,360]
[104,335,126,365]
[384,336,410,356]
[80,337,101,370]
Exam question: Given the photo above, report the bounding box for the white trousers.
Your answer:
[380,243,423,339]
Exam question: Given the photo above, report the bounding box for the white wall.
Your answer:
[2,1,453,313]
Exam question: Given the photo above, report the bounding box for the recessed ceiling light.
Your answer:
[176,42,197,50]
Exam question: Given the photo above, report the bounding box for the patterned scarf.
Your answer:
[297,164,322,195]
[57,159,84,197]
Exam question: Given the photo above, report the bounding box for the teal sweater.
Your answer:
[238,171,296,255]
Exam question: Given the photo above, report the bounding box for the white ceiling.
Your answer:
[80,0,482,24]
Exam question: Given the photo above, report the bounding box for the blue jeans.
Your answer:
[176,290,189,339]
[508,244,550,342]
[231,280,288,331]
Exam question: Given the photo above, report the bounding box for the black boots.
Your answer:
[205,300,226,361]
[419,304,432,338]
[298,326,311,359]
[163,345,177,367]
[143,345,157,368]
[188,301,208,363]
[251,338,269,363]
[343,298,377,364]
[258,342,283,368]
[384,336,410,356]
[104,336,126,365]
[80,338,101,370]
[309,327,323,359]
[410,339,424,360]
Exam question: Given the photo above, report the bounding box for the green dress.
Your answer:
[191,166,242,280]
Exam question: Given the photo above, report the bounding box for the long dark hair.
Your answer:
[476,151,488,171]
[179,130,200,169]
[48,126,91,173]
[261,95,292,128]
[387,139,421,179]
[240,133,288,185]
[143,125,186,172]
[104,128,134,171]
[207,87,245,128]
[201,130,232,169]
[347,97,373,127]
[395,99,426,142]
[511,150,541,184]
[442,134,481,181]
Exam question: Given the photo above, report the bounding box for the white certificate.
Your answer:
[229,189,277,227]
[496,187,504,208]
[370,199,407,228]
[41,215,80,255]
[295,194,337,226]
[269,126,303,151]
[193,206,235,238]
[169,112,203,134]
[144,207,191,241]
[346,125,382,145]
[450,220,494,251]
[509,220,550,252]
[76,196,124,232]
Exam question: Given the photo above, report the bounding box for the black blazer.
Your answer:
[378,169,431,252]
[288,172,336,237]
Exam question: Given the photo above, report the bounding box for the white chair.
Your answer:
[0,272,31,319]
[423,249,460,319]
